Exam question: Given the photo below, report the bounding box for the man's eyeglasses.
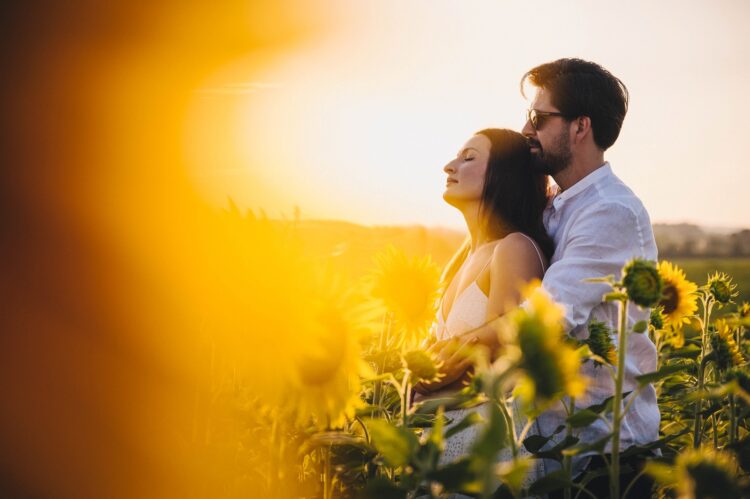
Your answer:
[526,109,566,130]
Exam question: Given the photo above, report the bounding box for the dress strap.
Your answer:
[476,252,494,275]
[517,233,547,272]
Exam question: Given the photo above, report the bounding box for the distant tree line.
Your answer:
[654,224,750,258]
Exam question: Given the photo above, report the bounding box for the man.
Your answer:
[520,58,659,497]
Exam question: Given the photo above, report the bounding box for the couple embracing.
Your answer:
[413,58,659,497]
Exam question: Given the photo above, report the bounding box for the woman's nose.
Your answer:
[443,159,456,173]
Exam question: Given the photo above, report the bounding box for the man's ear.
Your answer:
[573,116,592,143]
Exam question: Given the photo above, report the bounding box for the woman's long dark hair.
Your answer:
[442,128,554,287]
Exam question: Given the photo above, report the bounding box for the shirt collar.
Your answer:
[554,162,612,204]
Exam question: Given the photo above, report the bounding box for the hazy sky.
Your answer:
[185,0,750,229]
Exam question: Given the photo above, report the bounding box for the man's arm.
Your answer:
[542,201,653,333]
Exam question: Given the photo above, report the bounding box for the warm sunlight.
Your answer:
[184,0,749,228]
[4,2,750,498]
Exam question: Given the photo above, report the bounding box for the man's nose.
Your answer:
[521,119,536,138]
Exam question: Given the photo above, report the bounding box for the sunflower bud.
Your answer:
[649,306,665,331]
[622,259,663,308]
[510,282,587,404]
[402,350,444,384]
[707,272,738,305]
[739,302,750,319]
[710,319,744,371]
[367,349,403,374]
[585,320,617,366]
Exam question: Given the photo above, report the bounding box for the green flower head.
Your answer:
[510,281,587,405]
[402,349,443,384]
[649,305,665,331]
[586,320,617,367]
[622,259,663,308]
[368,349,403,374]
[707,272,738,305]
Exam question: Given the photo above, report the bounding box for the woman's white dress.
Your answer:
[430,234,549,490]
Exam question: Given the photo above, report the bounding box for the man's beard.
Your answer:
[528,132,572,175]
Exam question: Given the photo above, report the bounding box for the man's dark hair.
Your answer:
[521,58,629,151]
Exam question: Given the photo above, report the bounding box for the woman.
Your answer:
[413,128,553,479]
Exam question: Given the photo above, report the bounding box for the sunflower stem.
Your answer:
[401,371,411,426]
[322,444,333,499]
[373,313,393,418]
[729,395,737,444]
[268,413,279,494]
[610,297,629,499]
[712,411,719,448]
[497,397,518,458]
[693,356,707,448]
[563,396,575,499]
[693,294,713,448]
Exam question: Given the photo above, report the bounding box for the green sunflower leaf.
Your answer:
[364,419,418,468]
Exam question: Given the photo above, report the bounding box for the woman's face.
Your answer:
[443,134,491,206]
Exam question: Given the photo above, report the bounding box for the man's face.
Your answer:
[522,88,572,176]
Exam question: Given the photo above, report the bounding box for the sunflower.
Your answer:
[710,319,744,371]
[208,209,320,405]
[646,448,743,499]
[732,302,750,329]
[661,325,686,349]
[676,448,742,499]
[402,349,444,384]
[707,271,738,305]
[739,302,750,319]
[657,261,698,329]
[507,281,587,406]
[289,280,374,429]
[369,245,442,345]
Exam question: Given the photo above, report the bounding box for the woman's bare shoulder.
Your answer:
[489,232,545,275]
[491,232,539,258]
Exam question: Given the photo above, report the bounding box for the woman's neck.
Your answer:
[460,202,503,252]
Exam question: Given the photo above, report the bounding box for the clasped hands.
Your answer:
[412,333,479,395]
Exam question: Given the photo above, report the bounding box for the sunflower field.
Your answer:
[181,210,750,499]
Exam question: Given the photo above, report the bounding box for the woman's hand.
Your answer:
[413,335,478,394]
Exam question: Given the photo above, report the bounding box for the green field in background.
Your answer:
[671,257,750,306]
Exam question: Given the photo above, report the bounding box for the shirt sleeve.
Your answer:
[542,201,652,333]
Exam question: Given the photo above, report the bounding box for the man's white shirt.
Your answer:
[533,162,660,464]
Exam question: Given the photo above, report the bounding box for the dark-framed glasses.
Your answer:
[526,109,566,130]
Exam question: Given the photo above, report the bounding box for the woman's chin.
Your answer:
[442,191,462,207]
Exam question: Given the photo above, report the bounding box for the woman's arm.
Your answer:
[414,234,546,394]
[484,233,546,324]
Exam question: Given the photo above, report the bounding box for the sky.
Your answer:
[183,0,750,230]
